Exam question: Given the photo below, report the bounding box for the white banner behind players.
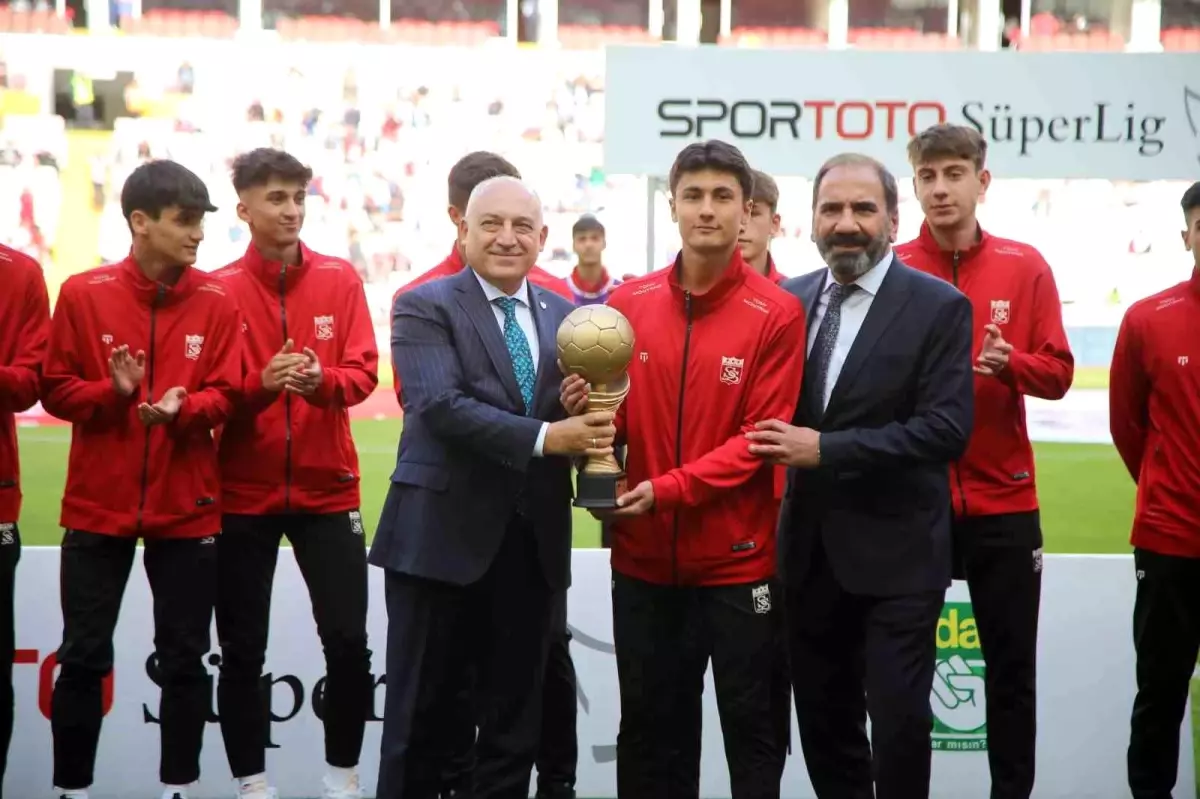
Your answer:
[7,548,1194,798]
[602,48,1200,181]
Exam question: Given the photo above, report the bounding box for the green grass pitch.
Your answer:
[15,418,1135,553]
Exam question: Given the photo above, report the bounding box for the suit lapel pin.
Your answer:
[539,301,547,309]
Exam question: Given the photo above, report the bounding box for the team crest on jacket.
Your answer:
[314,315,335,341]
[184,334,204,361]
[720,356,745,385]
[990,300,1010,325]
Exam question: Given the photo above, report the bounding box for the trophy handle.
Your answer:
[580,374,630,476]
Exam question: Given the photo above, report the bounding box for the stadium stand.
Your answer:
[0,0,1195,357]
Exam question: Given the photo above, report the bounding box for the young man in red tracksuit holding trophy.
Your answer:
[41,160,243,799]
[562,140,805,799]
[896,123,1074,799]
[212,148,379,799]
[0,242,50,797]
[1110,181,1200,799]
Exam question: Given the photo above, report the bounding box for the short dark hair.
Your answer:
[120,159,216,224]
[750,169,779,213]
[907,123,988,172]
[1182,181,1200,218]
[811,153,899,217]
[572,213,605,237]
[449,151,520,212]
[668,140,754,201]
[231,148,313,193]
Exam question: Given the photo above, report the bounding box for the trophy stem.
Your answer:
[580,377,630,477]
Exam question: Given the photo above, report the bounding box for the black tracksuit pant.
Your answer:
[611,571,791,799]
[952,510,1043,799]
[215,511,372,779]
[1128,547,1200,799]
[0,523,19,798]
[52,529,217,789]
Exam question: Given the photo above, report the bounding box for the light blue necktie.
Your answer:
[495,296,536,414]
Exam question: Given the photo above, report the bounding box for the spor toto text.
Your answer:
[656,99,1167,157]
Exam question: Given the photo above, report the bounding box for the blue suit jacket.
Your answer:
[368,267,576,590]
[777,258,975,597]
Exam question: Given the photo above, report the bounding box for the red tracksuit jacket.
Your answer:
[390,243,572,401]
[41,258,242,538]
[897,223,1074,517]
[1109,270,1200,558]
[213,243,379,515]
[0,245,51,524]
[607,252,806,586]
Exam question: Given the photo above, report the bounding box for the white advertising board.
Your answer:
[603,47,1200,181]
[6,548,1193,798]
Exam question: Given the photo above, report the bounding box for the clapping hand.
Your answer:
[109,345,146,397]
[261,339,308,392]
[285,347,323,396]
[138,386,186,426]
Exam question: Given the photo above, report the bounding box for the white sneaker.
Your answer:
[234,779,277,799]
[322,770,363,799]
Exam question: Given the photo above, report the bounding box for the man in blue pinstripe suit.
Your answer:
[370,176,616,799]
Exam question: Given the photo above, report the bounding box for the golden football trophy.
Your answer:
[556,305,636,509]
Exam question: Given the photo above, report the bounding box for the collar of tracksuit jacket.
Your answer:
[241,240,316,293]
[118,254,203,307]
[1192,268,1200,296]
[914,219,991,270]
[666,248,749,314]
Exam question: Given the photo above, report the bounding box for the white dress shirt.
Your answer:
[805,250,894,412]
[472,269,550,456]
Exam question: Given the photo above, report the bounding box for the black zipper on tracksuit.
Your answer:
[136,285,166,532]
[950,251,969,517]
[279,266,293,511]
[671,291,693,586]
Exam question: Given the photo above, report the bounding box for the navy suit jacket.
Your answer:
[777,257,975,597]
[368,267,576,591]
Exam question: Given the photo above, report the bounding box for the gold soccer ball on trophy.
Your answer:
[556,305,636,385]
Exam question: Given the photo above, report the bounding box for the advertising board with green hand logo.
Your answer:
[931,601,988,751]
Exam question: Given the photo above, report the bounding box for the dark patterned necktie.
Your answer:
[809,283,860,411]
[495,297,536,414]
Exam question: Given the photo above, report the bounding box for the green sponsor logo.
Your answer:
[931,601,987,752]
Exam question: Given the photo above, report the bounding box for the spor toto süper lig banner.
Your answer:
[602,48,1200,181]
[5,547,1196,798]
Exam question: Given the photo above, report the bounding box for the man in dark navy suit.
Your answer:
[746,153,975,799]
[369,176,616,799]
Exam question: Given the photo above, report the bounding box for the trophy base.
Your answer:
[574,471,628,510]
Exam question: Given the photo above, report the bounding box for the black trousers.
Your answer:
[441,591,579,799]
[216,512,372,778]
[0,523,19,799]
[787,545,944,799]
[536,589,578,798]
[378,517,553,799]
[952,511,1042,799]
[1128,548,1200,799]
[611,571,791,799]
[52,529,217,789]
